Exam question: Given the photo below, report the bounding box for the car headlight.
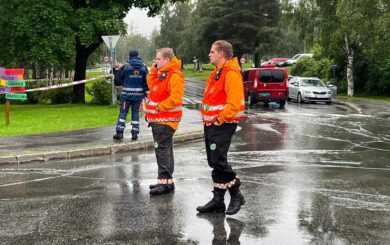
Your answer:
[302,90,311,94]
[327,91,332,94]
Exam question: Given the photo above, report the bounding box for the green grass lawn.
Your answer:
[182,62,255,81]
[0,104,119,136]
[337,94,390,102]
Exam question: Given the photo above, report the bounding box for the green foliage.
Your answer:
[283,0,390,96]
[365,59,390,95]
[116,34,155,64]
[157,0,280,64]
[291,56,332,81]
[25,81,47,104]
[86,78,112,105]
[24,80,74,104]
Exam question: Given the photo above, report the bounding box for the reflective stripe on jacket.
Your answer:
[201,57,245,125]
[145,69,184,123]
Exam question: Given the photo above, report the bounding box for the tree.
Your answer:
[70,0,185,103]
[156,2,194,62]
[115,33,155,64]
[195,0,280,67]
[0,0,75,75]
[0,0,185,103]
[283,0,386,96]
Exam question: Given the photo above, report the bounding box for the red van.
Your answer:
[242,68,289,108]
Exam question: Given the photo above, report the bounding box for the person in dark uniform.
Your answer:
[113,50,148,140]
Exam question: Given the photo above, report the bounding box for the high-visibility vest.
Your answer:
[144,70,183,123]
[201,67,245,124]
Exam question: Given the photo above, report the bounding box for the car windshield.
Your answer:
[300,79,326,87]
[290,55,301,61]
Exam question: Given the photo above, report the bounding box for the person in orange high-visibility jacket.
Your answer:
[196,40,246,215]
[144,47,185,195]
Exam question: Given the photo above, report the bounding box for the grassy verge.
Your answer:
[337,94,390,102]
[0,104,119,136]
[182,62,255,81]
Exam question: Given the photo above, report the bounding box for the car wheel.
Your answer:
[326,101,332,105]
[247,92,256,106]
[279,100,286,108]
[297,93,303,103]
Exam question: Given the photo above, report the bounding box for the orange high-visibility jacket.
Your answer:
[145,57,184,130]
[201,57,245,125]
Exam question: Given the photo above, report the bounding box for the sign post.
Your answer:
[6,99,9,125]
[1,67,26,125]
[102,35,120,105]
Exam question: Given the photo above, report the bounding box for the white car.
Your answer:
[288,77,332,104]
[285,53,314,66]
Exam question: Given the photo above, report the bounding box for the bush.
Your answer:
[43,86,73,104]
[291,56,333,81]
[25,80,73,104]
[366,59,390,95]
[26,81,47,104]
[86,78,112,105]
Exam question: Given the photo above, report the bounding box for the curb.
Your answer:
[0,131,204,165]
[333,99,362,114]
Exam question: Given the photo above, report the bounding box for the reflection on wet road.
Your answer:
[1,95,390,243]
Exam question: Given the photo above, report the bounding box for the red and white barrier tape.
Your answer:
[25,77,74,82]
[23,75,111,93]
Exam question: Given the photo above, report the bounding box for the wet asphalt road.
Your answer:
[1,81,390,244]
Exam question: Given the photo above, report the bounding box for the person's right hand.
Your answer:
[115,63,123,69]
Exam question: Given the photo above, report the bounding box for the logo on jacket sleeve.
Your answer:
[134,70,139,75]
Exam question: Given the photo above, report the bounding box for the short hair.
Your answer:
[213,40,233,60]
[156,48,174,61]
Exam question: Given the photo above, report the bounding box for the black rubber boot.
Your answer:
[149,184,175,195]
[132,133,138,140]
[113,131,123,140]
[196,188,226,213]
[226,180,245,215]
[149,183,175,190]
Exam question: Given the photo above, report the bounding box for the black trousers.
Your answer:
[151,124,175,180]
[204,123,238,184]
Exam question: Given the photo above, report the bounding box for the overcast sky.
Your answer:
[124,8,161,37]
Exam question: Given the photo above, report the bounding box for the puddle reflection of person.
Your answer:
[197,213,245,244]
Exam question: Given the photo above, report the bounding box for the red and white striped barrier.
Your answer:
[24,75,111,93]
[25,77,74,82]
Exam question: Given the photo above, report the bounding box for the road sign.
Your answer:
[10,87,25,93]
[331,63,338,69]
[6,80,26,87]
[240,57,247,64]
[0,86,10,93]
[0,79,5,86]
[1,75,20,81]
[111,49,117,54]
[6,69,24,75]
[103,56,110,63]
[102,35,120,49]
[6,93,27,100]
